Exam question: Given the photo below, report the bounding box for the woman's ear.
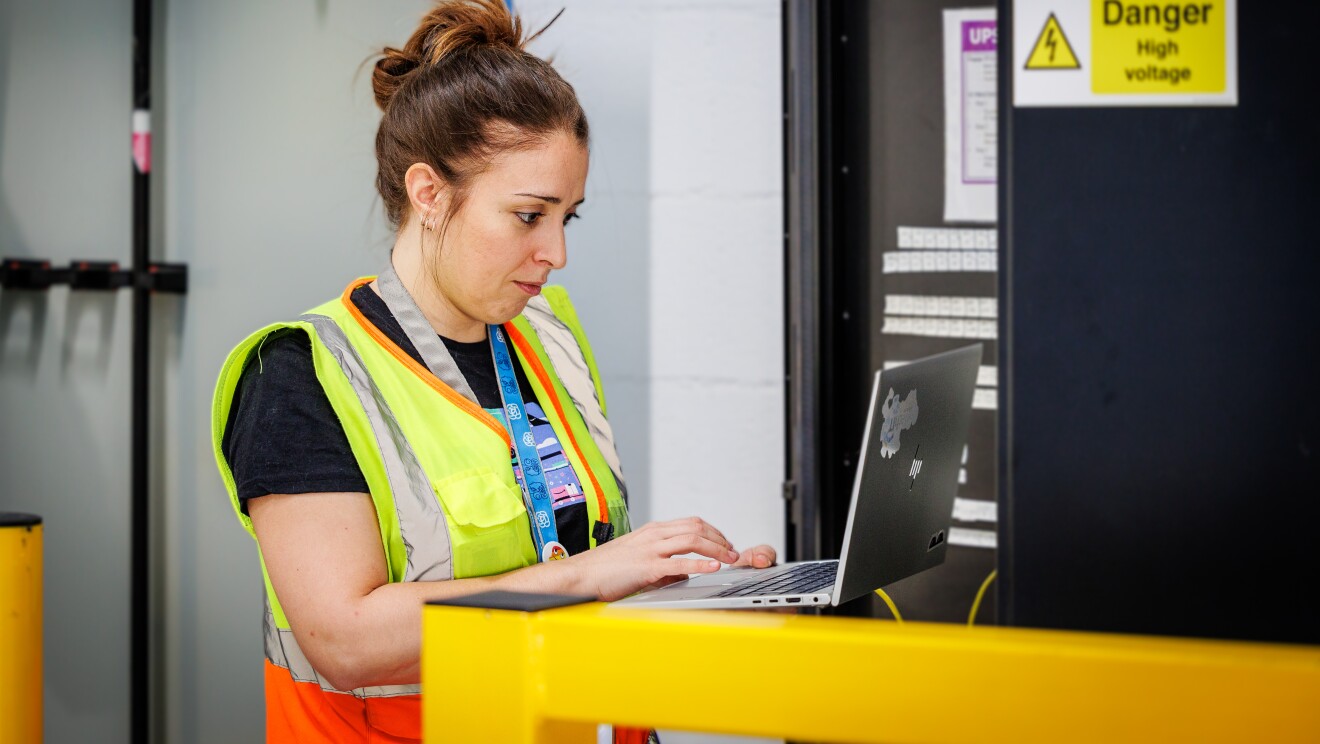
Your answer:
[404,162,448,228]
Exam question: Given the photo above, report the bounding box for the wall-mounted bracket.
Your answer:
[0,257,188,294]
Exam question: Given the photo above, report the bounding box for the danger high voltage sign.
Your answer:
[1014,0,1237,107]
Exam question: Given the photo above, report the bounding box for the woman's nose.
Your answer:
[537,227,568,270]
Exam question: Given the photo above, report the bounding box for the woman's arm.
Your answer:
[250,491,742,691]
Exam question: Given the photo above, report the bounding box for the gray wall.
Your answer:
[158,3,428,741]
[2,1,782,742]
[1,0,134,741]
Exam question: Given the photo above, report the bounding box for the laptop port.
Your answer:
[752,600,761,604]
[787,598,802,604]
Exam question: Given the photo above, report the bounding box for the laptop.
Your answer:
[612,344,983,610]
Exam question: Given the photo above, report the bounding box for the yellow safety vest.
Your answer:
[211,277,631,741]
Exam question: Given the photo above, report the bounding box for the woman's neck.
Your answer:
[383,224,487,343]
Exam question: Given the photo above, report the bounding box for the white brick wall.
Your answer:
[646,1,784,561]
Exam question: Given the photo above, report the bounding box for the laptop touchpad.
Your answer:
[678,567,761,588]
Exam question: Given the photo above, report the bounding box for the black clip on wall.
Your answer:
[1,257,187,294]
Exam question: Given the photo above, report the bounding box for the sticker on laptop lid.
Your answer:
[879,388,919,458]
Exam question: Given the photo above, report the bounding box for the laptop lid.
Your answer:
[830,344,983,605]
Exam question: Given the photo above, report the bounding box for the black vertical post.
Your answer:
[784,0,821,563]
[783,0,874,570]
[131,0,152,740]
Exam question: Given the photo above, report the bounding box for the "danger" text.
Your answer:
[1102,1,1214,33]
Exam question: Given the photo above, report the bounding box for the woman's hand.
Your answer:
[730,544,777,569]
[567,516,742,601]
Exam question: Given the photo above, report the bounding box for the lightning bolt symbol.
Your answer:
[1045,28,1057,62]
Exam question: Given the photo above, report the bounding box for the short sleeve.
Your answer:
[222,328,370,510]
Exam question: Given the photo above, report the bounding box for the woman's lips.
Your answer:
[514,281,543,296]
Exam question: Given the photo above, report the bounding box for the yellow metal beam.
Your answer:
[423,598,1320,744]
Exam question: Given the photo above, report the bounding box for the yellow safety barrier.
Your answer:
[422,593,1320,743]
[1,513,43,744]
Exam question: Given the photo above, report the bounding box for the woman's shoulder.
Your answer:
[233,327,318,399]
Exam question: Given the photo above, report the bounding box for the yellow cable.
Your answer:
[967,569,997,627]
[874,588,903,623]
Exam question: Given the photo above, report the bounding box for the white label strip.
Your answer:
[953,497,998,523]
[885,362,997,389]
[948,526,998,550]
[884,295,997,319]
[973,388,997,410]
[897,226,997,251]
[883,251,997,273]
[882,316,998,340]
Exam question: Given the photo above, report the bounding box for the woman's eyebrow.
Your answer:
[513,193,587,206]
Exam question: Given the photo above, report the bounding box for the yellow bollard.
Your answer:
[1,513,43,743]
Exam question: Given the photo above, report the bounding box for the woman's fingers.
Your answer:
[657,533,740,563]
[662,557,722,577]
[739,544,777,568]
[649,517,734,552]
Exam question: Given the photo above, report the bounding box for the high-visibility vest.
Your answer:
[212,277,631,743]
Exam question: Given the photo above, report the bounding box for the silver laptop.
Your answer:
[612,344,983,610]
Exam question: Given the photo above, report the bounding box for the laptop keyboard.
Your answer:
[712,561,838,598]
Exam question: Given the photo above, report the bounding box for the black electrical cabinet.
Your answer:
[999,1,1320,644]
[789,0,1319,644]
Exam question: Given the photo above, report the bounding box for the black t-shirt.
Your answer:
[222,285,590,554]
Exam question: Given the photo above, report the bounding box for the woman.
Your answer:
[211,2,776,741]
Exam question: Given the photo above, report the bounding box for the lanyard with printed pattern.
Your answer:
[489,324,567,562]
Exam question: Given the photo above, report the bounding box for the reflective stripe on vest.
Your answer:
[264,602,418,698]
[303,313,453,583]
[523,292,628,504]
[256,313,444,699]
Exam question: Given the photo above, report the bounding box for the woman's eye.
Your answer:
[563,212,580,226]
[515,212,542,225]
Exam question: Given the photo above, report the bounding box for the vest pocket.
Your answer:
[434,470,536,578]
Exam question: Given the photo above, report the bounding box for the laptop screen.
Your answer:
[831,344,983,605]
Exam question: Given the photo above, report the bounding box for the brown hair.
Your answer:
[371,0,589,229]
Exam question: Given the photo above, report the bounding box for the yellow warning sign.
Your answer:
[1091,1,1226,93]
[1025,13,1081,69]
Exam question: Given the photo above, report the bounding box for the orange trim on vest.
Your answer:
[506,323,610,525]
[339,277,510,449]
[263,660,420,743]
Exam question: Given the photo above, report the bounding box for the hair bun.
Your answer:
[371,48,422,111]
[372,0,528,112]
[416,0,524,63]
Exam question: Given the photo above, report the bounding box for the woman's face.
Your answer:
[429,130,589,328]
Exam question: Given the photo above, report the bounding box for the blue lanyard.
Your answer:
[489,325,566,562]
